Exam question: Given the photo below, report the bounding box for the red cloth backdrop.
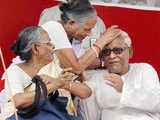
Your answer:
[0,0,160,90]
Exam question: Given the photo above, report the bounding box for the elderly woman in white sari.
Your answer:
[79,31,160,120]
[40,0,121,76]
[2,26,92,120]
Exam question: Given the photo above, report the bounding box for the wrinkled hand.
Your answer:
[39,68,75,93]
[39,74,58,94]
[104,73,123,92]
[98,25,121,47]
[58,68,75,82]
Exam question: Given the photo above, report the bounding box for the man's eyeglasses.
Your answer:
[102,47,129,56]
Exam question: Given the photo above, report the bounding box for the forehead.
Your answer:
[82,16,97,28]
[40,30,50,42]
[105,36,127,49]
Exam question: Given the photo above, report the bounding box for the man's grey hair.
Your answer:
[121,31,132,47]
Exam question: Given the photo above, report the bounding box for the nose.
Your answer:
[109,51,117,59]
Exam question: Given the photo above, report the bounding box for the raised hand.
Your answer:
[95,25,121,49]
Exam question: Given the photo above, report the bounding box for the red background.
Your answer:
[0,0,160,89]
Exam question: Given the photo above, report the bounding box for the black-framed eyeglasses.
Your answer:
[102,46,129,56]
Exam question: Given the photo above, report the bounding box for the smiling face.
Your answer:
[36,30,55,66]
[103,36,132,75]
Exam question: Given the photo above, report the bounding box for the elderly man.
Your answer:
[79,31,160,120]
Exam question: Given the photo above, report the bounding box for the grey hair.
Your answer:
[21,27,44,53]
[11,26,44,62]
[63,10,97,24]
[59,0,97,24]
[120,31,132,47]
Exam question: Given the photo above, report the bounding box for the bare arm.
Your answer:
[13,68,73,108]
[13,76,64,108]
[64,81,91,99]
[56,26,121,74]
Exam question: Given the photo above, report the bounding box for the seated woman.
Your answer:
[3,26,91,120]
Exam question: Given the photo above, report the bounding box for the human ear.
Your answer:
[32,44,39,55]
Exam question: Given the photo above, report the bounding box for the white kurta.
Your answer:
[79,63,160,120]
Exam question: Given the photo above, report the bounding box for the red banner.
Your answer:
[0,0,160,90]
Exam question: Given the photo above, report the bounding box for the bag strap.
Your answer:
[17,75,48,118]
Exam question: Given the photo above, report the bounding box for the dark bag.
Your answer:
[6,75,81,120]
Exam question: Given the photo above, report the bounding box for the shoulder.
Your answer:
[6,64,21,75]
[2,64,25,81]
[97,16,104,23]
[130,63,157,73]
[41,5,60,14]
[130,63,159,83]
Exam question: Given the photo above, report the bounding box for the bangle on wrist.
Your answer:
[64,81,73,91]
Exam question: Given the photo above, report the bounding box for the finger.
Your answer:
[105,81,115,88]
[60,68,73,74]
[62,72,75,78]
[62,78,72,82]
[104,75,116,83]
[104,74,115,79]
[110,25,119,29]
[105,78,115,84]
[107,25,119,32]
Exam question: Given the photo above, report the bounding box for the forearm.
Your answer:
[13,91,36,108]
[56,28,120,74]
[56,47,99,75]
[13,78,63,108]
[65,82,92,99]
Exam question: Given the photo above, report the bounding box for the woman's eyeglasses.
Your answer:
[102,47,129,56]
[36,41,54,47]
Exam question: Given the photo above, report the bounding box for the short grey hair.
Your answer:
[120,31,132,47]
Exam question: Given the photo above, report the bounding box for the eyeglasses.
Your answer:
[37,41,54,47]
[102,47,129,56]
